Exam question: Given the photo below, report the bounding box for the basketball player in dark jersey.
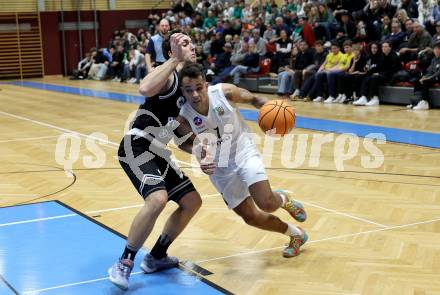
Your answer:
[108,33,202,290]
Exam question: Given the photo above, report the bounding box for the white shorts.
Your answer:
[210,153,268,209]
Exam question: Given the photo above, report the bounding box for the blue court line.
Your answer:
[0,201,229,294]
[5,81,440,148]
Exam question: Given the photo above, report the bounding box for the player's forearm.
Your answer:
[177,140,194,154]
[139,57,180,97]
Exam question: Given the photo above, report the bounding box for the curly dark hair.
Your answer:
[178,62,206,85]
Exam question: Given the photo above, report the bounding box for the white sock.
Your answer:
[284,223,302,236]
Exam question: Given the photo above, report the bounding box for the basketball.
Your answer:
[258,100,296,135]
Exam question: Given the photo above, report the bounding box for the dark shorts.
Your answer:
[118,135,196,203]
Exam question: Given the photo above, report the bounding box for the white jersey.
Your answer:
[179,84,259,174]
[180,84,268,209]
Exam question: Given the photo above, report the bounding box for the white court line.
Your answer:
[196,216,440,264]
[0,135,59,143]
[284,190,388,228]
[0,213,77,228]
[0,194,221,228]
[22,271,143,294]
[0,111,386,228]
[19,216,440,294]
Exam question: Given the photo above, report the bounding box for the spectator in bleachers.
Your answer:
[335,44,367,103]
[195,44,209,69]
[381,15,392,39]
[308,42,344,102]
[323,40,355,103]
[250,29,267,57]
[193,12,205,28]
[211,42,248,85]
[110,44,127,82]
[102,46,114,63]
[400,0,419,19]
[125,47,145,84]
[87,47,111,80]
[424,0,440,34]
[145,18,170,72]
[203,32,215,55]
[433,0,440,24]
[409,41,440,110]
[334,11,356,45]
[223,2,234,19]
[210,42,233,74]
[172,0,194,16]
[294,40,328,100]
[195,0,209,16]
[210,32,225,57]
[71,49,96,80]
[272,29,292,73]
[254,17,266,37]
[399,21,432,62]
[313,3,334,41]
[222,20,235,37]
[339,42,382,103]
[178,11,193,28]
[125,33,139,51]
[232,34,241,53]
[203,10,218,31]
[292,16,316,46]
[213,19,224,35]
[402,18,415,45]
[396,9,410,30]
[384,21,406,49]
[354,41,401,106]
[379,0,398,19]
[229,42,260,85]
[418,0,434,26]
[432,20,440,43]
[277,40,313,98]
[263,24,276,42]
[241,2,254,28]
[274,16,291,36]
[232,1,244,20]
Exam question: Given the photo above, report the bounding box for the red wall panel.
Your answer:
[40,12,62,75]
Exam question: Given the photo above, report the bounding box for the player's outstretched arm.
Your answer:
[174,115,196,154]
[221,83,268,109]
[139,33,187,97]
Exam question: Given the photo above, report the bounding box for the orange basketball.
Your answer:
[258,100,295,135]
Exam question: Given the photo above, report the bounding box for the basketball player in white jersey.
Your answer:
[175,62,308,257]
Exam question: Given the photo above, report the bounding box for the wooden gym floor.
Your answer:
[1,76,440,294]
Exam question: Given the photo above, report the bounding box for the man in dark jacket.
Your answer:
[229,43,260,85]
[277,40,314,97]
[354,41,401,106]
[384,22,407,50]
[211,43,232,74]
[295,41,328,100]
[409,42,440,110]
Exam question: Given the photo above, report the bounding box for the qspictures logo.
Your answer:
[54,113,387,180]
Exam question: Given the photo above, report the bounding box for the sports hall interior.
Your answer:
[0,0,439,294]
